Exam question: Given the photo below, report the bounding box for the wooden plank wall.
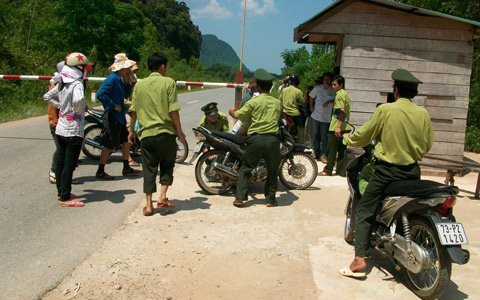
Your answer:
[310,1,475,161]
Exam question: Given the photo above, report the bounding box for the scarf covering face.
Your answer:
[60,65,84,84]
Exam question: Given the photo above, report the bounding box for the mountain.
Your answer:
[200,34,250,74]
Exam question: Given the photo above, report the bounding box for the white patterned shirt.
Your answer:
[44,82,85,137]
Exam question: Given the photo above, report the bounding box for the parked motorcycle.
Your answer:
[192,122,318,195]
[343,133,469,299]
[82,109,189,163]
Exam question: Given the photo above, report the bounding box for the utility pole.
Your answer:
[235,0,247,108]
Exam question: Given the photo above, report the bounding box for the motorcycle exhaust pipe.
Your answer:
[84,138,104,150]
[211,162,238,180]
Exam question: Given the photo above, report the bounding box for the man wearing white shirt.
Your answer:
[309,72,335,163]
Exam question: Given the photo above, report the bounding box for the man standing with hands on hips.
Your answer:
[229,69,282,208]
[339,69,433,278]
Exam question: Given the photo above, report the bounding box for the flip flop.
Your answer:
[317,171,332,176]
[96,172,115,180]
[49,171,56,184]
[129,160,141,167]
[157,198,175,208]
[122,168,141,176]
[266,200,278,207]
[143,206,154,216]
[60,200,85,208]
[233,199,244,207]
[339,267,366,278]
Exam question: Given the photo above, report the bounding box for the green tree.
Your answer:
[139,0,201,61]
[281,45,334,91]
[53,0,145,67]
[396,0,480,151]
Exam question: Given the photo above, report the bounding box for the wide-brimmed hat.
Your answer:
[109,53,135,72]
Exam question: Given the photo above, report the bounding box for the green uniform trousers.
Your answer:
[140,133,177,194]
[235,134,281,203]
[323,133,347,176]
[354,161,420,257]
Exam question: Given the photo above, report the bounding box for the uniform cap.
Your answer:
[253,68,275,81]
[201,102,219,116]
[392,69,422,85]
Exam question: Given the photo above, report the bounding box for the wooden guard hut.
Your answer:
[294,0,480,166]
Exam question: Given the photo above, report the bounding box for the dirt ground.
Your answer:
[43,156,480,300]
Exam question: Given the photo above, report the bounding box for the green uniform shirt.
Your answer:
[279,85,303,116]
[330,89,351,131]
[129,72,180,140]
[198,112,229,132]
[344,98,434,165]
[234,93,282,135]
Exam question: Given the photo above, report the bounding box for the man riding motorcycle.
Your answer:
[340,69,434,277]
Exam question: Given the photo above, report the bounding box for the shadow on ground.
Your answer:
[365,249,468,299]
[153,196,211,216]
[80,189,136,204]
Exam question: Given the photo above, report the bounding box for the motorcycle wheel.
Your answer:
[344,196,356,245]
[279,152,318,189]
[402,217,452,300]
[194,149,235,195]
[176,138,189,164]
[82,124,103,160]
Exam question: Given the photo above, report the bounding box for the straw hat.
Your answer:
[109,53,135,72]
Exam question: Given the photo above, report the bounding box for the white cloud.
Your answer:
[243,0,278,16]
[192,0,233,20]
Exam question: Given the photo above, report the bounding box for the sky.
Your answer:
[182,0,334,74]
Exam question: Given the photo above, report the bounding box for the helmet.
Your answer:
[65,52,89,67]
[289,74,300,86]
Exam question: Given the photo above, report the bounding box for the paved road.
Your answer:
[0,87,236,299]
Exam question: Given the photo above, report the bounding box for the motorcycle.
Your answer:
[82,109,189,163]
[342,117,469,299]
[191,121,318,195]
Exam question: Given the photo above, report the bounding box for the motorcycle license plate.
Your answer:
[194,142,204,153]
[436,223,468,245]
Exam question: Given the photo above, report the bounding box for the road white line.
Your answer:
[188,100,199,104]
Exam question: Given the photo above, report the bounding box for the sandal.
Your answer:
[122,168,141,176]
[233,199,244,207]
[61,199,85,208]
[317,171,332,176]
[157,198,175,208]
[143,206,154,216]
[339,267,366,278]
[49,171,56,184]
[266,200,278,207]
[96,172,115,180]
[129,160,141,167]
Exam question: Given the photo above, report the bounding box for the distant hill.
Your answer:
[200,34,250,74]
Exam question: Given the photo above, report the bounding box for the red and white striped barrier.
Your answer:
[0,74,245,88]
[176,81,244,88]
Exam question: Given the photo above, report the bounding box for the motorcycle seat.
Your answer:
[385,180,459,197]
[211,131,247,145]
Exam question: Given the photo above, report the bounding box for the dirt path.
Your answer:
[44,161,480,300]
